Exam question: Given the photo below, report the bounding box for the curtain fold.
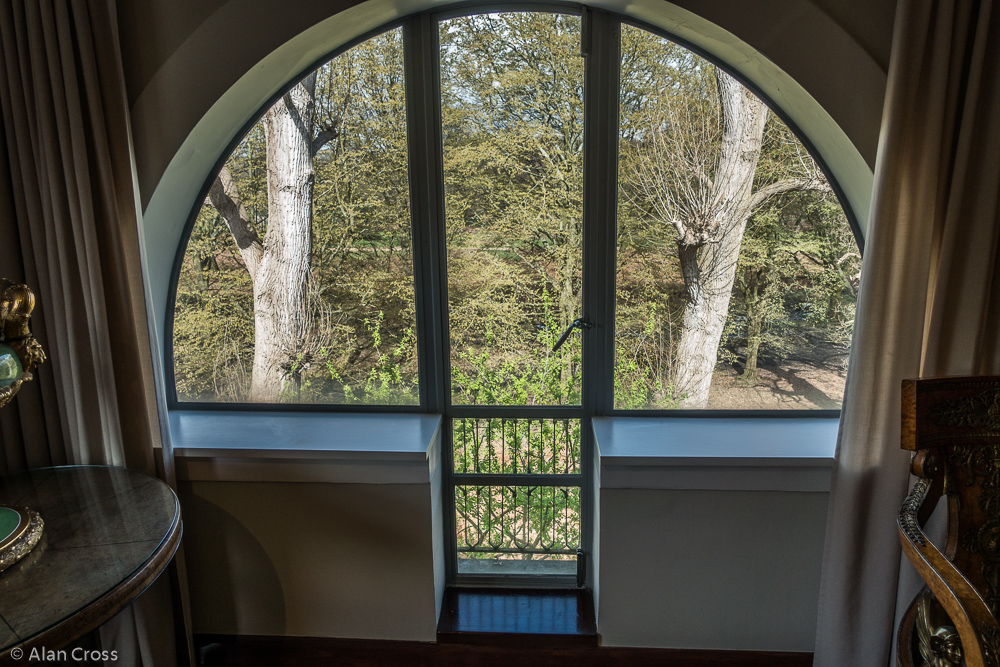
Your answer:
[0,0,186,664]
[813,0,1000,664]
[0,0,159,470]
[0,129,66,473]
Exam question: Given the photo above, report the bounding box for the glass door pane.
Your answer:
[439,11,585,582]
[439,12,585,407]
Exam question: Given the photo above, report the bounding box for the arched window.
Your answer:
[170,13,857,412]
[169,8,859,583]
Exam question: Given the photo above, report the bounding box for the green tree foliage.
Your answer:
[615,26,853,408]
[174,13,857,412]
[172,207,256,401]
[172,13,859,566]
[722,190,859,387]
[451,291,582,406]
[173,29,418,403]
[440,13,585,405]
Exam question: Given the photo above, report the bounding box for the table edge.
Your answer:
[0,490,182,664]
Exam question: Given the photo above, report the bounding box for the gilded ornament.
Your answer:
[0,280,45,570]
[0,507,43,572]
[0,279,46,409]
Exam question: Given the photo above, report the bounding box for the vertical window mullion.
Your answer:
[581,9,620,417]
[403,14,455,581]
[404,14,449,416]
[580,8,621,589]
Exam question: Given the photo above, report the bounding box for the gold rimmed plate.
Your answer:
[0,506,43,572]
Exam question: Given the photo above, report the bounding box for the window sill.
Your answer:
[168,411,836,490]
[593,416,837,492]
[170,410,442,484]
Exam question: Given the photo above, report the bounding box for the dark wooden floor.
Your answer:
[197,584,812,666]
[195,634,813,666]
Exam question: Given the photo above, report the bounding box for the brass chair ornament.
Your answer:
[0,279,45,572]
[897,377,1000,667]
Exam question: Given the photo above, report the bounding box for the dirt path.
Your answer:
[705,352,848,410]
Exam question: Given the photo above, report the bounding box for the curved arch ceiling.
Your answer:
[137,0,881,348]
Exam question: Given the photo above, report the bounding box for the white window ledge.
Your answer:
[169,411,835,490]
[594,416,837,493]
[170,411,442,484]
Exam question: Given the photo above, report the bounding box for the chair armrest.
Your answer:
[898,477,1000,667]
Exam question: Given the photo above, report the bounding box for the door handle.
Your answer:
[552,318,593,352]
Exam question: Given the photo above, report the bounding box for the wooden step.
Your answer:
[437,587,598,648]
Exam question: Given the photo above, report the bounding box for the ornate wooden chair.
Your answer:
[897,376,1000,667]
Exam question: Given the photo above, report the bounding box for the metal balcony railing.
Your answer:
[456,485,580,559]
[453,417,581,476]
[453,417,581,565]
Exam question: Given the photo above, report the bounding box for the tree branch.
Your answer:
[209,165,264,280]
[312,127,339,157]
[747,176,831,213]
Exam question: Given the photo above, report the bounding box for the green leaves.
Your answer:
[174,29,417,404]
[451,290,582,406]
[172,14,856,410]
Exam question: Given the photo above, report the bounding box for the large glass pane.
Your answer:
[456,484,580,576]
[173,29,418,404]
[615,25,858,410]
[440,13,585,406]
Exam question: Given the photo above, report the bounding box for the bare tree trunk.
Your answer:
[672,73,767,407]
[745,299,763,382]
[629,64,833,408]
[210,74,317,402]
[252,75,316,401]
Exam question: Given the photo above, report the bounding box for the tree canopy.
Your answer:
[172,15,859,411]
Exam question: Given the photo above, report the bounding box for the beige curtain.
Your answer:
[0,0,188,664]
[813,0,1000,665]
[0,132,66,473]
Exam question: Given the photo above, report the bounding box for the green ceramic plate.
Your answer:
[0,505,42,572]
[0,506,20,542]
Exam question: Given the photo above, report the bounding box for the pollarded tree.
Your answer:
[185,31,416,404]
[626,63,829,407]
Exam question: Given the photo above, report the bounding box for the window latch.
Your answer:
[552,318,593,352]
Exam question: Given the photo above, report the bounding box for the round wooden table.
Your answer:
[0,466,181,663]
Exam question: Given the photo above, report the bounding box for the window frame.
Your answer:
[165,6,860,417]
[164,5,859,589]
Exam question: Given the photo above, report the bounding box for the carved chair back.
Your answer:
[897,376,1000,667]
